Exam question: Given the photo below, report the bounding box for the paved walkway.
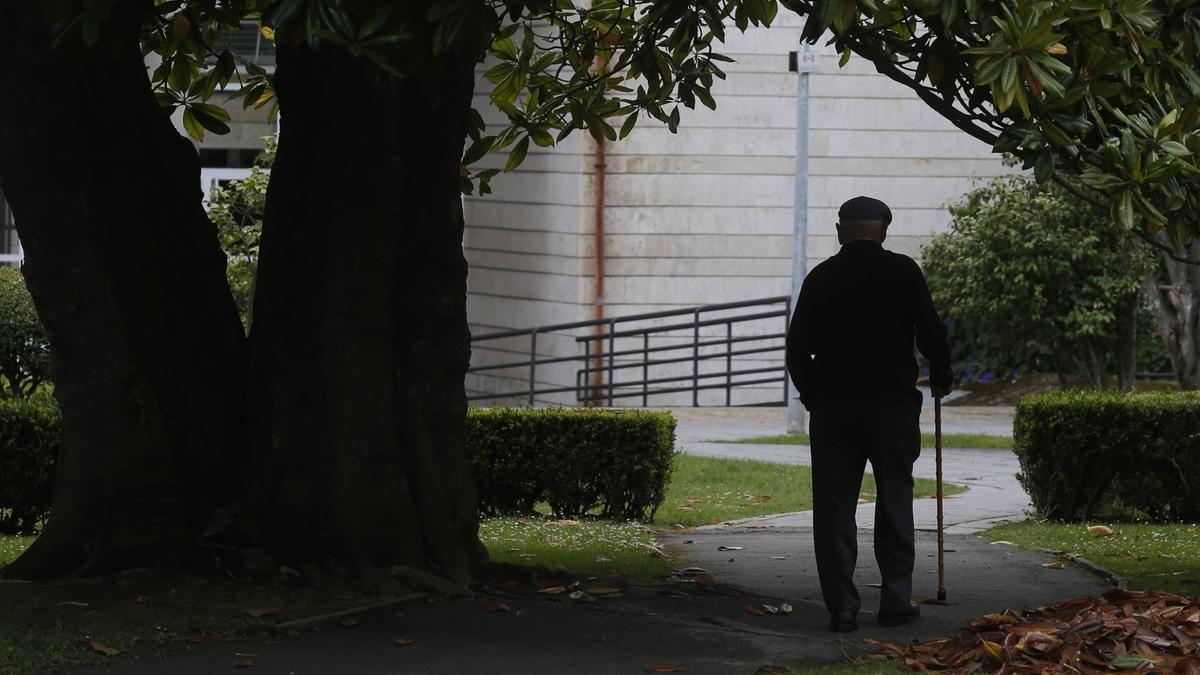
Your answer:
[672,406,1027,535]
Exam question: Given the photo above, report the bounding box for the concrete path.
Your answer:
[672,404,1027,534]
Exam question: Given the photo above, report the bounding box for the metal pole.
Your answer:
[936,395,947,602]
[528,330,538,407]
[726,320,733,406]
[642,333,649,407]
[606,319,616,407]
[692,309,701,407]
[787,43,814,434]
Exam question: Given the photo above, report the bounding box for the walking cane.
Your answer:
[935,394,947,602]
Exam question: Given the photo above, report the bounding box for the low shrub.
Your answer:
[0,392,60,534]
[467,408,676,521]
[0,268,52,397]
[1014,390,1200,521]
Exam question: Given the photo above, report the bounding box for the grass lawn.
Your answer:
[480,517,673,578]
[481,454,966,577]
[0,533,34,567]
[987,520,1200,594]
[716,432,1012,449]
[657,454,965,528]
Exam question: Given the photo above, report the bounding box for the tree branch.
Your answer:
[838,29,1000,147]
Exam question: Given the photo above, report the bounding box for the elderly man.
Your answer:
[786,195,953,633]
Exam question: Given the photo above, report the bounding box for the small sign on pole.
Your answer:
[788,44,822,73]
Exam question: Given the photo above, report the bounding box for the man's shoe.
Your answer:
[877,601,920,627]
[828,609,858,633]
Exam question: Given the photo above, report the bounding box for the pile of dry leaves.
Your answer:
[868,590,1200,673]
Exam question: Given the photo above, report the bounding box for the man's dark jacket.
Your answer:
[786,240,952,412]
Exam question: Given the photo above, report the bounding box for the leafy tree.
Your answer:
[207,136,272,330]
[0,0,1197,580]
[0,268,51,398]
[923,175,1154,391]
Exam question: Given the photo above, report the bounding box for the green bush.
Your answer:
[0,392,60,534]
[466,408,676,521]
[0,268,51,397]
[1014,391,1200,522]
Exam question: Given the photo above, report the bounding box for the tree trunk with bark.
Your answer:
[245,44,485,581]
[1114,292,1138,393]
[0,6,248,578]
[1146,236,1200,391]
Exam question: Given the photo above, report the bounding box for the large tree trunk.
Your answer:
[1146,236,1200,390]
[0,5,248,578]
[245,45,485,581]
[1114,292,1138,393]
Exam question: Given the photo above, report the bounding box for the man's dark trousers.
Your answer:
[810,403,920,616]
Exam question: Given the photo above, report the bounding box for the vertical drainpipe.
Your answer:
[590,137,607,405]
[788,43,813,433]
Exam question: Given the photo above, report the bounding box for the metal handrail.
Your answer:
[467,295,791,407]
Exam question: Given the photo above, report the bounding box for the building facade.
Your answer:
[463,14,1014,405]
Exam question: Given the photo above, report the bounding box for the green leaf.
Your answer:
[181,108,205,142]
[1110,655,1153,669]
[505,136,530,172]
[1161,141,1192,157]
[462,135,496,166]
[188,103,232,136]
[619,112,638,139]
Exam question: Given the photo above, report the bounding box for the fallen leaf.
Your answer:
[340,616,360,627]
[644,664,685,672]
[395,638,417,646]
[538,585,569,594]
[478,602,510,612]
[745,602,766,616]
[585,587,622,596]
[980,638,1004,663]
[1088,525,1114,536]
[717,546,743,552]
[1111,654,1154,668]
[244,607,280,619]
[79,640,120,657]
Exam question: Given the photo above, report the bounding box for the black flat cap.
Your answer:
[838,196,892,226]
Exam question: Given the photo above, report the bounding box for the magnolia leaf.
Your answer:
[504,137,529,172]
[80,640,121,657]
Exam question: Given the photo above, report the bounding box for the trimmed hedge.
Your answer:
[0,392,60,534]
[467,408,677,521]
[1014,390,1200,522]
[1,403,675,532]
